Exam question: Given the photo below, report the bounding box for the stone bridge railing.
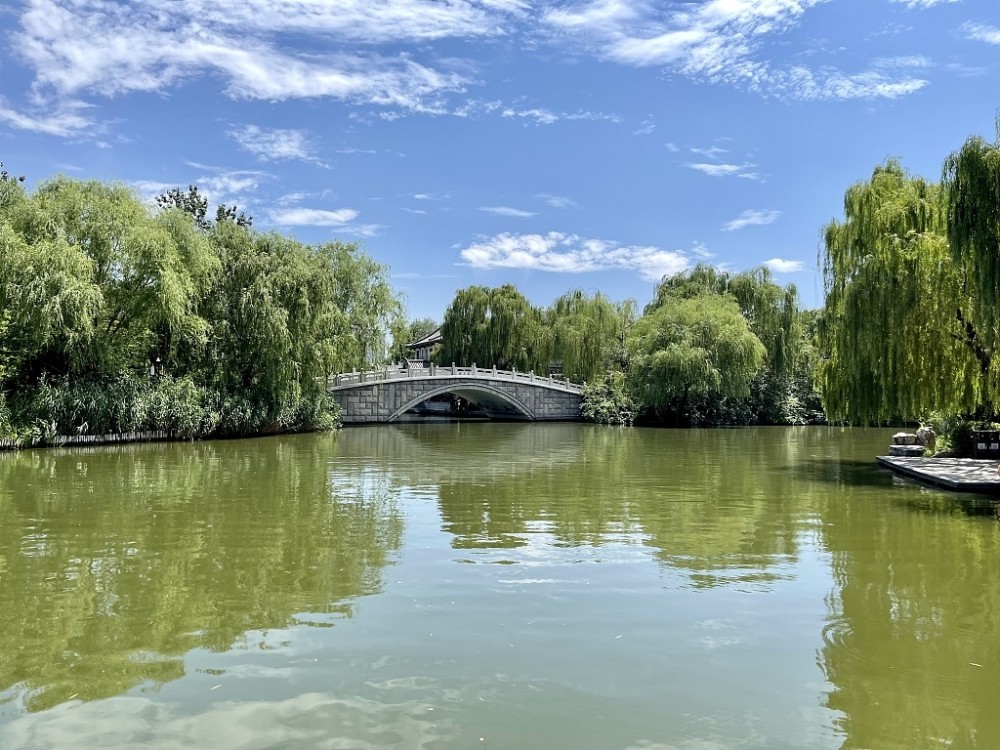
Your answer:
[328,365,584,423]
[330,365,584,394]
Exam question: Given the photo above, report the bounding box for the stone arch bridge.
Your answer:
[329,365,583,423]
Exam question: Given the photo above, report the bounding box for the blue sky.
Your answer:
[1,0,998,320]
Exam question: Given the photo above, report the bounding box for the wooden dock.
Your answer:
[876,456,1000,494]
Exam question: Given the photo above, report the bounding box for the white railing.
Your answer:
[330,364,584,393]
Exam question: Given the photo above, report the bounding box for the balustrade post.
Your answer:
[492,365,497,377]
[430,363,436,376]
[472,363,477,376]
[451,362,457,375]
[530,371,535,381]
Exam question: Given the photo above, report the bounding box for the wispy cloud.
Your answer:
[0,95,94,136]
[764,258,804,273]
[499,106,621,126]
[665,142,680,153]
[633,118,655,135]
[8,0,530,132]
[543,0,928,100]
[402,207,428,215]
[537,193,578,209]
[962,22,1000,45]
[460,231,692,281]
[229,125,327,166]
[890,0,959,8]
[687,162,761,181]
[336,223,383,238]
[690,145,729,160]
[480,206,538,217]
[269,208,360,226]
[135,165,265,210]
[723,209,780,231]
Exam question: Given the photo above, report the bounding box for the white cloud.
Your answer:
[480,206,537,217]
[269,208,360,226]
[543,0,929,100]
[336,223,383,238]
[665,142,680,153]
[763,258,804,273]
[890,0,959,8]
[687,162,761,180]
[633,118,655,135]
[502,107,560,125]
[537,193,579,208]
[460,231,691,281]
[723,209,780,231]
[133,167,265,209]
[9,0,528,130]
[229,125,326,166]
[402,207,428,214]
[690,145,729,160]
[0,96,94,136]
[962,22,1000,44]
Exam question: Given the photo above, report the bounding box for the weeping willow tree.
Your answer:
[646,264,800,422]
[0,173,405,438]
[647,264,798,381]
[0,176,216,382]
[628,293,766,423]
[818,159,983,423]
[437,284,547,371]
[547,290,635,381]
[944,129,1000,394]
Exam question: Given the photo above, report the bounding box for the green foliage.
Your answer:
[390,317,439,361]
[627,293,766,423]
[437,284,547,371]
[548,290,635,381]
[647,264,800,423]
[819,159,984,424]
[0,174,396,442]
[156,185,253,230]
[0,176,218,380]
[0,161,25,184]
[581,371,636,425]
[943,131,1000,359]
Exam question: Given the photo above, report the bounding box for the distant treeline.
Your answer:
[423,271,824,427]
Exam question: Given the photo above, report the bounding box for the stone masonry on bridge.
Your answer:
[329,366,583,423]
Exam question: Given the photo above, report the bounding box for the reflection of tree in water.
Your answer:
[0,435,403,713]
[337,424,826,585]
[819,495,1000,749]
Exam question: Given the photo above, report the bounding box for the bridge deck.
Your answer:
[330,365,584,394]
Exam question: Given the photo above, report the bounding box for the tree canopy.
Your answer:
[0,175,404,439]
[547,290,635,382]
[628,293,766,421]
[818,158,986,423]
[437,284,546,371]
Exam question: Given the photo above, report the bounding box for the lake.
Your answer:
[1,424,998,749]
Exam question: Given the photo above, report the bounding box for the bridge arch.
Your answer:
[387,383,536,422]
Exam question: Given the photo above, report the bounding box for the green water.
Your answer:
[1,425,998,749]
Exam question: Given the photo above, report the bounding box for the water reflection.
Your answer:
[5,424,998,749]
[338,424,822,585]
[0,436,403,713]
[820,485,1000,748]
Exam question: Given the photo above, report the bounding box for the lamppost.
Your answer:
[150,357,163,378]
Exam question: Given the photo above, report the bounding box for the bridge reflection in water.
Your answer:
[329,365,584,423]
